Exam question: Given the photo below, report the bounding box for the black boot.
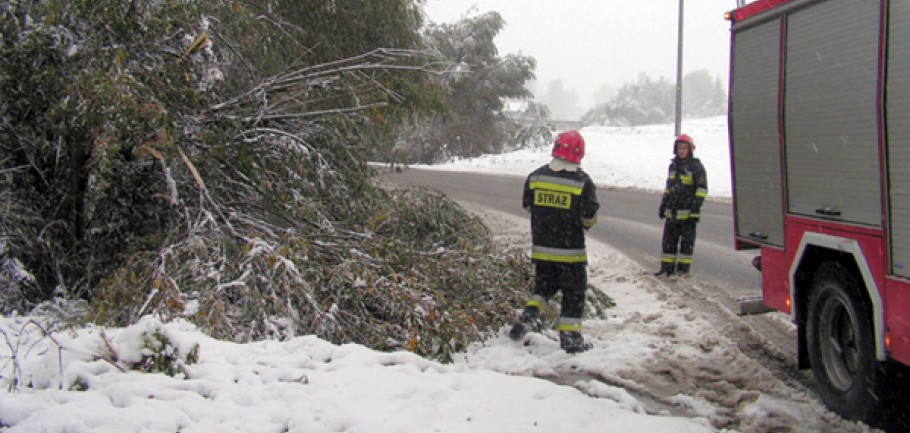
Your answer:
[653,263,675,277]
[559,331,593,354]
[509,308,541,341]
[675,263,690,276]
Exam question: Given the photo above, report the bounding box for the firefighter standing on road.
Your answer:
[509,130,600,354]
[654,134,708,277]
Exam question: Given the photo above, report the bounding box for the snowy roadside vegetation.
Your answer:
[0,0,616,362]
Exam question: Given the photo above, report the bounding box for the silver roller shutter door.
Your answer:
[731,19,785,247]
[784,0,882,227]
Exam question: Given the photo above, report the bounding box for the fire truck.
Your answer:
[727,0,910,423]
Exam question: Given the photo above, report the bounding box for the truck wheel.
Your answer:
[807,262,884,422]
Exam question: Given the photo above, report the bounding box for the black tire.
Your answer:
[807,262,885,422]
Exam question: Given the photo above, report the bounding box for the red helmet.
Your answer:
[552,130,585,164]
[674,133,695,155]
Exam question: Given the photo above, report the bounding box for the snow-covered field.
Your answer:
[0,118,877,432]
[419,116,732,198]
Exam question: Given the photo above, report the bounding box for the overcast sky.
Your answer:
[423,0,737,112]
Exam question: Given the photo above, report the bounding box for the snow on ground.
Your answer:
[0,229,718,433]
[0,208,873,433]
[0,117,876,432]
[461,206,873,433]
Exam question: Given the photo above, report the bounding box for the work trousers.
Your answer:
[660,219,697,273]
[526,262,587,320]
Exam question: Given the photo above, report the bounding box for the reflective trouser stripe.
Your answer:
[558,317,584,332]
[662,254,693,265]
[532,246,587,263]
[526,295,547,309]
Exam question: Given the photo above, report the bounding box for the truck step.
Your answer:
[736,294,774,316]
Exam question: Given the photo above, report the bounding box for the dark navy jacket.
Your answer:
[523,164,599,264]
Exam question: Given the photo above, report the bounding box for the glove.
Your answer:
[690,207,701,224]
[658,206,666,219]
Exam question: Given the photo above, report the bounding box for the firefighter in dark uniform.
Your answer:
[509,130,600,353]
[654,133,708,277]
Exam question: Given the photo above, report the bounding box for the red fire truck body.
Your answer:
[728,0,910,421]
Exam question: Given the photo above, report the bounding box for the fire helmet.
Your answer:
[552,130,585,164]
[674,133,695,155]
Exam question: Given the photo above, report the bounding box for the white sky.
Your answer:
[423,0,736,109]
